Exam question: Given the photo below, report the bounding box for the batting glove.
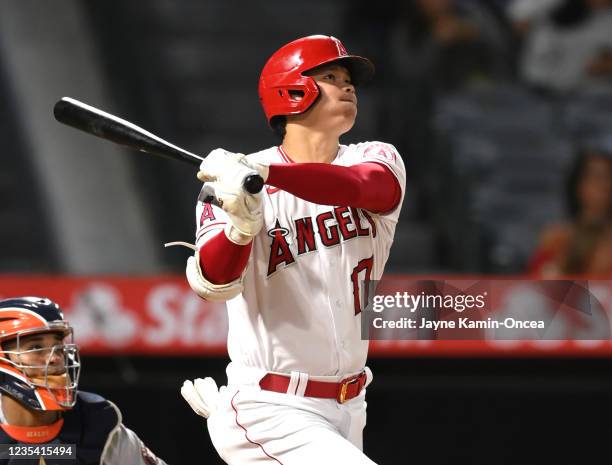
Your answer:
[181,377,221,419]
[197,148,269,184]
[206,181,263,244]
[197,149,266,244]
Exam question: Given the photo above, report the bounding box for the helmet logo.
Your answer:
[331,37,347,56]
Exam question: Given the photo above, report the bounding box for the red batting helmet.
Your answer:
[258,35,375,123]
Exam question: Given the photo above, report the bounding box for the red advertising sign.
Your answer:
[1,275,612,356]
[0,275,228,355]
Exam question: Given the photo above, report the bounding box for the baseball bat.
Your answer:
[53,97,264,194]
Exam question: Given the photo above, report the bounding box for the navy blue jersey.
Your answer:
[0,391,119,465]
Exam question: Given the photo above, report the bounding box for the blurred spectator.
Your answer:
[383,0,513,221]
[390,0,513,92]
[507,0,564,34]
[510,0,612,93]
[529,137,612,276]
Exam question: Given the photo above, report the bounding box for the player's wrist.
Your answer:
[224,223,255,245]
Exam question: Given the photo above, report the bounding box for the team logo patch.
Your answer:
[331,36,347,56]
[267,223,290,238]
[199,203,216,226]
[364,144,396,162]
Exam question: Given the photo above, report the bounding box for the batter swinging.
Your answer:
[181,35,406,465]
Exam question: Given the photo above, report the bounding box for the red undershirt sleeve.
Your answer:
[198,230,252,284]
[266,162,401,213]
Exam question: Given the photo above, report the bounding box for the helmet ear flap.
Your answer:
[260,74,320,122]
[279,78,320,116]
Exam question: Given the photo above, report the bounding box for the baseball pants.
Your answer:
[207,377,376,464]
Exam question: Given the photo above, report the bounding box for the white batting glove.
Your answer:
[206,180,263,244]
[181,377,221,419]
[197,149,266,244]
[197,148,269,184]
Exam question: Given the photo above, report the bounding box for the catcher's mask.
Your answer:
[0,297,81,411]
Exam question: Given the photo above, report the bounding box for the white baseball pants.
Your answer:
[206,369,377,464]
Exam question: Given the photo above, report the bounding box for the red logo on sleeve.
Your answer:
[199,203,216,226]
[364,144,396,162]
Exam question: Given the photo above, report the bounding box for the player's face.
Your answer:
[5,332,67,377]
[301,64,357,135]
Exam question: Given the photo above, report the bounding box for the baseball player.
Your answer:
[181,35,406,464]
[0,296,167,465]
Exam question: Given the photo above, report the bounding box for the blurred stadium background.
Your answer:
[2,0,612,463]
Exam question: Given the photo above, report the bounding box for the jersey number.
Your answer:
[351,256,373,315]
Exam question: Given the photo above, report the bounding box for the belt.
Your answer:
[259,371,367,404]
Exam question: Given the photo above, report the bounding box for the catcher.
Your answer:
[0,296,167,465]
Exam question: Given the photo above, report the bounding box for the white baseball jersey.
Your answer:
[195,141,406,377]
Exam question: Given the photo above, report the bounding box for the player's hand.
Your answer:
[205,180,263,244]
[197,149,265,244]
[197,148,269,184]
[181,377,220,419]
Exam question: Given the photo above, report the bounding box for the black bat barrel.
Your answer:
[53,98,263,194]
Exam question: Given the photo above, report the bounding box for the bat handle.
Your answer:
[243,174,264,194]
[200,174,264,207]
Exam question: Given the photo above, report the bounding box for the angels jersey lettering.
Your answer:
[195,142,406,377]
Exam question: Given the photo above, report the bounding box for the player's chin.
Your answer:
[338,111,357,134]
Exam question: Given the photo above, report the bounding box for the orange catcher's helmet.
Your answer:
[0,297,81,411]
[258,35,375,123]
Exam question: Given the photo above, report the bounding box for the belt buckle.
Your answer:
[338,375,361,404]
